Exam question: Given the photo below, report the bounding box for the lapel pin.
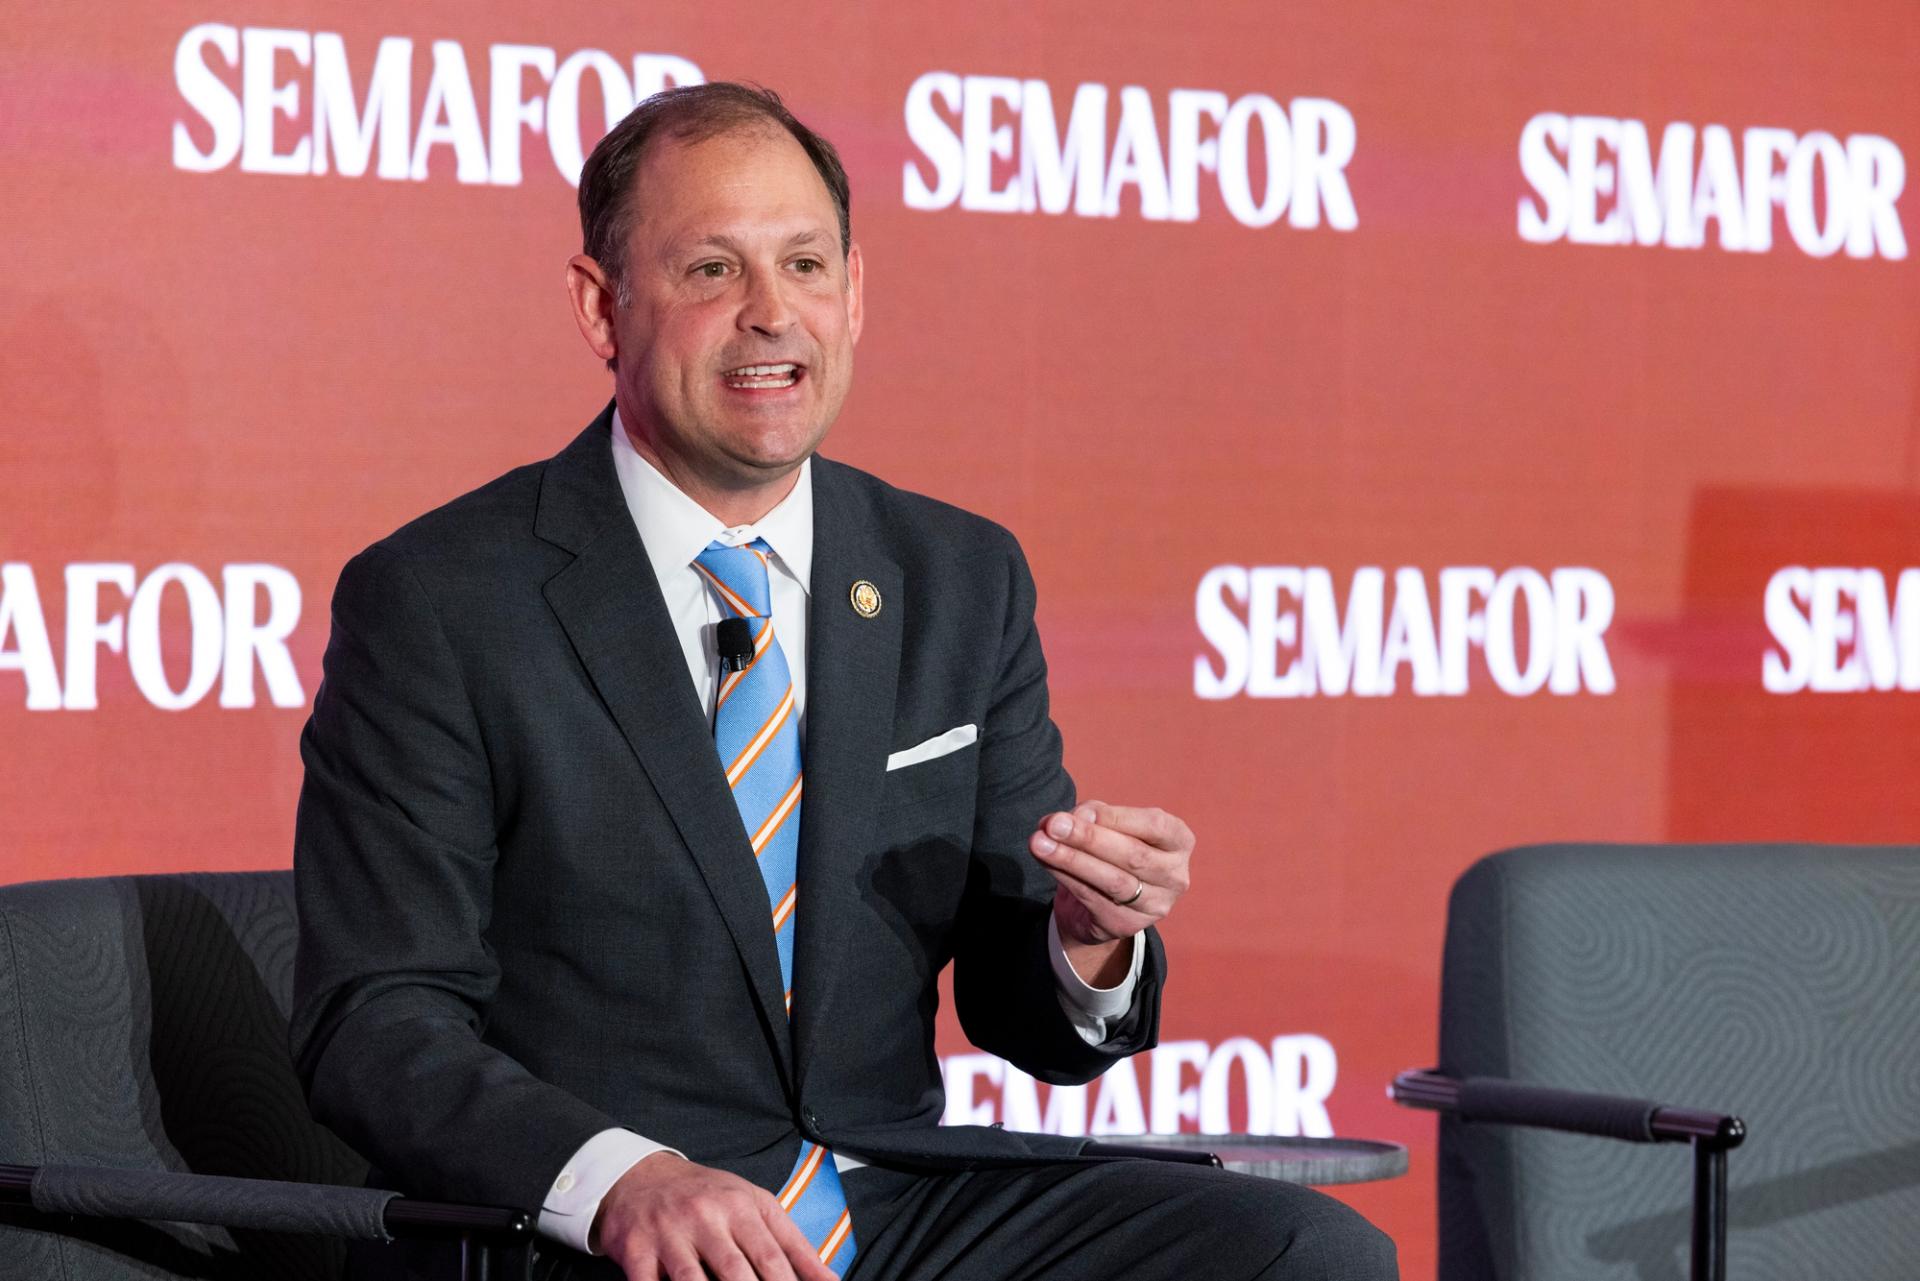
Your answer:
[849,580,883,618]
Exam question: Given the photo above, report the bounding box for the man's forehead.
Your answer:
[629,125,838,255]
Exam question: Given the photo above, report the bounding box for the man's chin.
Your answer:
[717,424,832,476]
[692,443,810,496]
[728,448,818,482]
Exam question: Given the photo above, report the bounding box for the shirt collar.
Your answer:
[609,405,814,595]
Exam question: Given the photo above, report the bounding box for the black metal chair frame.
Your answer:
[1391,1069,1746,1281]
[0,1148,1224,1280]
[0,1161,532,1281]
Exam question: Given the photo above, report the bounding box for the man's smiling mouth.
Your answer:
[723,363,802,389]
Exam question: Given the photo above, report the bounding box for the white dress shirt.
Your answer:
[536,411,1143,1252]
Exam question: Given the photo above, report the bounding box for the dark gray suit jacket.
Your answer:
[289,404,1166,1216]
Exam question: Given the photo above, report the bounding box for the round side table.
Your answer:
[1096,1135,1407,1185]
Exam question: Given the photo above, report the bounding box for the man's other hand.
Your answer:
[1029,801,1194,986]
[591,1152,839,1281]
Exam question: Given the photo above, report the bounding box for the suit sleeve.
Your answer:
[289,544,619,1212]
[950,533,1166,1085]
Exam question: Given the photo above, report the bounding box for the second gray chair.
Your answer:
[1405,843,1920,1281]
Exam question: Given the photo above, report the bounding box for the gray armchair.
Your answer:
[1395,844,1920,1281]
[0,872,530,1279]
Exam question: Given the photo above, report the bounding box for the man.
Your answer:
[291,83,1396,1280]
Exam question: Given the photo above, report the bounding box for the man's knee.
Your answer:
[1257,1191,1398,1281]
[1151,1171,1397,1280]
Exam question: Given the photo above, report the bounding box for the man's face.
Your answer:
[606,125,863,495]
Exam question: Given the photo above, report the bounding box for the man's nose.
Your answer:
[737,266,796,337]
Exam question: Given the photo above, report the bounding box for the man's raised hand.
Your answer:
[1028,801,1194,985]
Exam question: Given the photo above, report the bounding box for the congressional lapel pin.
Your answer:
[850,579,883,618]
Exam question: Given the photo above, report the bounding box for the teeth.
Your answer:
[724,361,798,389]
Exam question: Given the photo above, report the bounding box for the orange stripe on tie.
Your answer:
[778,1144,824,1211]
[772,884,797,930]
[784,989,792,1014]
[725,685,795,786]
[818,1210,853,1264]
[693,562,759,618]
[751,777,804,855]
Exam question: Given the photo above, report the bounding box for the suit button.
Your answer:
[803,1106,821,1131]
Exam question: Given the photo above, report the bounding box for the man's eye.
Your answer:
[696,262,728,278]
[793,258,822,273]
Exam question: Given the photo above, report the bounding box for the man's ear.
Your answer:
[845,242,865,345]
[565,254,619,363]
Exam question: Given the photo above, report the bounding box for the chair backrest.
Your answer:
[1437,843,1920,1281]
[0,872,368,1280]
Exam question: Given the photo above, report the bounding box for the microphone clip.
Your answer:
[716,616,756,673]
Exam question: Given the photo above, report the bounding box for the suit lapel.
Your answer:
[792,460,902,1082]
[535,407,793,1078]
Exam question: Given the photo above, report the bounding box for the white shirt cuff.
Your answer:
[1048,913,1144,1045]
[536,1128,684,1255]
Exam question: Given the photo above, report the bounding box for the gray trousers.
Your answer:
[840,1159,1398,1281]
[509,1158,1398,1281]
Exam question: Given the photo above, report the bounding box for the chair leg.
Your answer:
[1690,1138,1728,1281]
[458,1232,491,1281]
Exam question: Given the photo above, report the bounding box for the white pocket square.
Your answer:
[885,724,978,772]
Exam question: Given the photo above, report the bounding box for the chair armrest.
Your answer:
[0,1163,533,1245]
[1390,1069,1745,1150]
[1080,1141,1223,1167]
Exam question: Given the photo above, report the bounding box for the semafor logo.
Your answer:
[944,1034,1340,1138]
[904,73,1358,230]
[171,23,703,186]
[0,563,304,711]
[1194,565,1617,699]
[1518,113,1907,259]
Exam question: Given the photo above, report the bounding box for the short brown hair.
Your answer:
[578,82,853,302]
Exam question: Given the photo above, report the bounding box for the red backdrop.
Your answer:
[5,3,1917,1274]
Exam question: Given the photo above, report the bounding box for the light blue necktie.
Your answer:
[693,538,856,1275]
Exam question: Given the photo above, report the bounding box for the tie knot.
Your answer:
[694,538,775,618]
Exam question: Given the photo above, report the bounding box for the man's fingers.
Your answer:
[1036,809,1160,878]
[1030,824,1152,903]
[761,1199,839,1281]
[794,1235,841,1281]
[701,1242,762,1281]
[659,1246,708,1281]
[741,1234,802,1281]
[1032,802,1193,898]
[1036,798,1196,948]
[1046,862,1155,934]
[627,1217,819,1281]
[596,1158,846,1281]
[1078,800,1192,853]
[737,1211,803,1281]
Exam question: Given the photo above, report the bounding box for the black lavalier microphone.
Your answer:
[716,617,755,673]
